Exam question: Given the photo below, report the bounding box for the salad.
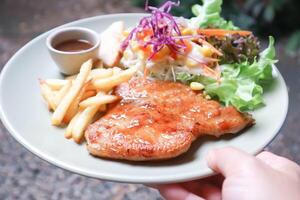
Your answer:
[120,0,277,111]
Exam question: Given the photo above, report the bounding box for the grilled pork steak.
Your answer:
[85,78,253,161]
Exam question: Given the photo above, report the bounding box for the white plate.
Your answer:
[0,14,288,184]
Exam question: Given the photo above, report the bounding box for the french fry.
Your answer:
[63,81,91,124]
[112,67,122,75]
[51,59,92,125]
[72,92,105,143]
[69,68,113,81]
[90,68,113,80]
[72,105,98,143]
[72,92,114,143]
[64,111,81,139]
[66,68,112,89]
[93,67,136,90]
[45,79,68,90]
[54,80,72,106]
[79,94,118,108]
[39,80,57,111]
[80,90,97,101]
[40,58,138,144]
[85,83,96,91]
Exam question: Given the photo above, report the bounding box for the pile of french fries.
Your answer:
[39,59,136,143]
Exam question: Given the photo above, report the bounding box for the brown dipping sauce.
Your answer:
[54,39,93,52]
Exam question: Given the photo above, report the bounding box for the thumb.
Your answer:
[206,147,254,177]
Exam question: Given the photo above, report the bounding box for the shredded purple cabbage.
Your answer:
[121,0,189,60]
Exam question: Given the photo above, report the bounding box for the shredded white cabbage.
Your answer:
[120,42,207,81]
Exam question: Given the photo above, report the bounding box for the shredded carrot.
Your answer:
[190,59,220,80]
[151,46,171,61]
[198,38,223,56]
[215,64,222,83]
[140,45,152,57]
[170,51,177,59]
[204,57,219,62]
[182,40,193,54]
[143,67,149,77]
[202,65,220,80]
[197,29,252,37]
[137,28,154,40]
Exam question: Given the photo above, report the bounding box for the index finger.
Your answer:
[206,147,255,177]
[157,184,205,200]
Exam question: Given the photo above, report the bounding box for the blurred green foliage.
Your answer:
[286,30,300,56]
[132,0,300,54]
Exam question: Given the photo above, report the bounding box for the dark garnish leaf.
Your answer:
[207,34,260,64]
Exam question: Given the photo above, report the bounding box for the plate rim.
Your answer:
[0,13,289,184]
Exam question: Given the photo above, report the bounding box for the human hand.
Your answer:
[155,147,300,200]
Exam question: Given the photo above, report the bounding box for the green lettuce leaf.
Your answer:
[190,0,238,30]
[176,36,277,111]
